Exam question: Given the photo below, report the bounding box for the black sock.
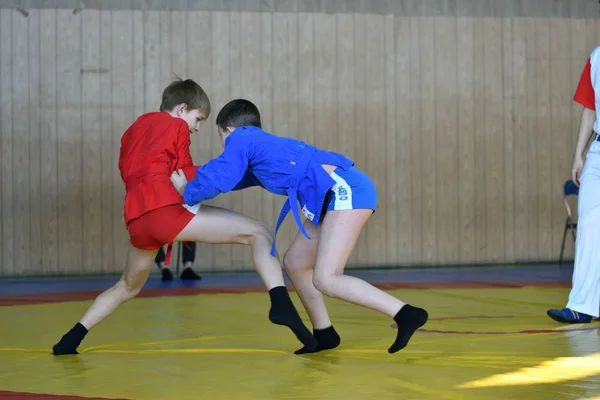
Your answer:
[295,325,341,355]
[268,286,317,351]
[388,304,428,354]
[52,322,88,355]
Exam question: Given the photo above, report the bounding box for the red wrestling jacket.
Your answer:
[119,111,199,226]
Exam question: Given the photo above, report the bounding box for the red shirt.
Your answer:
[574,57,595,110]
[119,112,199,225]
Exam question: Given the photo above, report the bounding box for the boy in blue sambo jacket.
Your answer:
[170,99,429,354]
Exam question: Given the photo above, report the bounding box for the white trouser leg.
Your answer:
[567,140,600,318]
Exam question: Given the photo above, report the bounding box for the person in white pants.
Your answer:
[547,47,600,323]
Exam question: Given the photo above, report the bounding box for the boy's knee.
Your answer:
[116,280,143,301]
[250,221,273,242]
[283,250,300,274]
[257,220,273,237]
[232,220,272,246]
[284,250,312,275]
[312,273,336,298]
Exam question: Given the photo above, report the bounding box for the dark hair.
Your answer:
[215,99,262,130]
[159,78,210,115]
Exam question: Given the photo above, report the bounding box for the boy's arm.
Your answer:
[232,170,264,191]
[571,56,597,186]
[182,166,200,180]
[173,122,201,180]
[182,136,250,206]
[573,57,597,161]
[174,123,195,169]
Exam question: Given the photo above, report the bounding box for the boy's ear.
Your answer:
[176,103,188,115]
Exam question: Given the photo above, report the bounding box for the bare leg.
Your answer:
[284,219,342,354]
[312,210,405,315]
[81,246,157,329]
[52,245,157,355]
[53,205,316,355]
[174,205,284,289]
[312,209,428,353]
[284,220,329,328]
[175,205,316,350]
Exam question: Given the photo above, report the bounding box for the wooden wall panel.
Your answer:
[384,14,397,265]
[1,9,14,276]
[13,7,30,274]
[502,17,515,262]
[0,8,593,276]
[434,16,459,264]
[365,14,387,266]
[456,16,476,263]
[407,16,422,265]
[81,9,103,273]
[549,19,572,259]
[98,10,113,273]
[336,13,358,266]
[512,18,529,261]
[28,10,42,274]
[483,18,505,262]
[353,13,369,266]
[39,9,59,274]
[419,16,437,264]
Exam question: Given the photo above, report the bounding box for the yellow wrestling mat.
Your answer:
[1,287,599,400]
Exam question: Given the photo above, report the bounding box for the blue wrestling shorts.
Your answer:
[324,166,378,214]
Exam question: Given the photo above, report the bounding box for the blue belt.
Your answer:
[596,133,600,142]
[270,147,317,256]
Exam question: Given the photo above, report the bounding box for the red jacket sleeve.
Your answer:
[182,165,200,180]
[574,57,595,110]
[171,122,200,181]
[173,123,194,170]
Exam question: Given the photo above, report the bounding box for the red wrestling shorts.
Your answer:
[127,204,196,264]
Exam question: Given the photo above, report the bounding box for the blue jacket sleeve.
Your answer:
[182,135,250,206]
[232,170,264,191]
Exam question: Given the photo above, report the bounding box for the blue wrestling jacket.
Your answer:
[182,126,354,255]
